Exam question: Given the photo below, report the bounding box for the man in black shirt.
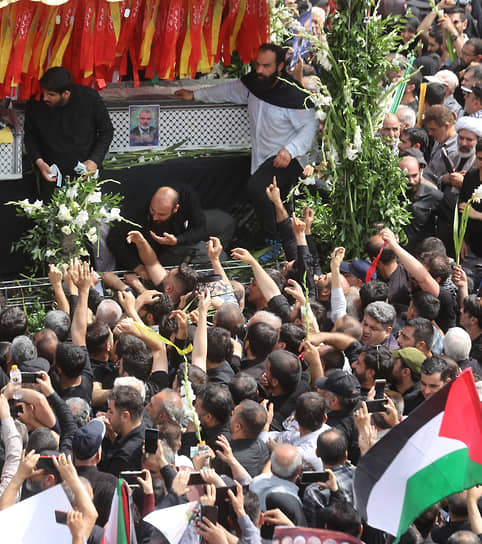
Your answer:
[100,385,144,476]
[195,383,232,451]
[24,67,113,201]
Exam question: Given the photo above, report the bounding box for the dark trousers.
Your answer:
[246,156,303,241]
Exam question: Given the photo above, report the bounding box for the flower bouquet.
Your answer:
[7,175,139,274]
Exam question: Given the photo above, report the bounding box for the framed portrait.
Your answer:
[129,105,160,147]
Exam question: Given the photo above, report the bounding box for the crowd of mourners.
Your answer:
[2,0,482,542]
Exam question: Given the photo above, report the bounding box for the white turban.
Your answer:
[455,116,482,138]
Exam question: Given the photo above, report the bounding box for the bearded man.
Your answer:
[437,116,482,255]
[175,43,318,249]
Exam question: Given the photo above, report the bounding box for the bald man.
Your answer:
[107,183,207,272]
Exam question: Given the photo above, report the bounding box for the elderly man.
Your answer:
[380,113,401,151]
[425,70,461,115]
[460,83,482,119]
[438,117,482,254]
[399,154,443,251]
[176,43,318,249]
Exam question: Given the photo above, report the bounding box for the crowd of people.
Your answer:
[3,0,482,542]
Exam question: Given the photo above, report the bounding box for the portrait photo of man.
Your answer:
[129,105,159,147]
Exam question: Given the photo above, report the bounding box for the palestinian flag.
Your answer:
[354,368,482,540]
[101,479,137,544]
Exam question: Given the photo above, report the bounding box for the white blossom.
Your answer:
[472,184,482,203]
[304,176,316,186]
[79,247,89,256]
[290,19,304,33]
[32,200,43,209]
[346,144,359,161]
[87,227,98,244]
[45,249,55,257]
[57,204,71,222]
[315,109,327,121]
[85,191,102,204]
[74,210,89,228]
[99,206,109,217]
[353,125,363,152]
[108,208,121,222]
[61,226,72,235]
[66,185,79,199]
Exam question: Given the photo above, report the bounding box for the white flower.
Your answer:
[346,144,359,161]
[353,125,363,152]
[315,109,327,121]
[85,191,102,204]
[87,227,98,244]
[108,208,121,222]
[99,206,109,218]
[74,210,89,228]
[304,176,316,186]
[66,185,78,199]
[139,156,145,163]
[472,184,482,203]
[290,19,304,33]
[45,249,55,257]
[32,200,43,209]
[61,226,72,235]
[78,247,89,256]
[57,204,71,222]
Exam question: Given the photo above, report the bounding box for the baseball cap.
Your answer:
[72,419,106,460]
[315,369,361,399]
[392,347,426,376]
[19,357,50,373]
[340,259,376,282]
[425,70,459,91]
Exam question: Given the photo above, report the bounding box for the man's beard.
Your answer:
[457,144,476,159]
[407,183,421,201]
[147,214,168,235]
[250,72,279,93]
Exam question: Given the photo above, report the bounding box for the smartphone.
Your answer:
[200,505,218,524]
[21,372,40,384]
[55,510,68,525]
[188,472,205,486]
[300,471,329,484]
[38,456,56,470]
[145,428,159,454]
[215,485,235,504]
[366,398,388,413]
[120,470,145,487]
[374,379,386,399]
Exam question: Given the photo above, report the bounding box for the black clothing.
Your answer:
[100,423,144,476]
[145,370,170,403]
[47,390,77,455]
[24,84,113,183]
[92,358,117,390]
[231,438,270,477]
[269,372,311,432]
[460,169,482,258]
[246,156,303,240]
[404,183,443,252]
[58,352,94,404]
[106,182,207,270]
[202,422,231,452]
[402,381,424,415]
[459,357,482,375]
[472,334,482,364]
[431,520,471,544]
[326,408,360,465]
[238,356,267,383]
[437,285,457,333]
[384,263,411,310]
[207,361,235,385]
[77,465,117,527]
[241,71,313,109]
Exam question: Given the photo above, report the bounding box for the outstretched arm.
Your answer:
[126,230,167,286]
[231,248,280,302]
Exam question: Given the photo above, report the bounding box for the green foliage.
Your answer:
[26,299,47,334]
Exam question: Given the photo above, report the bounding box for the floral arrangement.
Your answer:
[453,184,482,265]
[7,175,139,274]
[271,0,412,260]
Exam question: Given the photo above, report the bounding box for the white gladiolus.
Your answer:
[66,185,78,199]
[74,210,89,228]
[108,208,121,221]
[87,226,98,243]
[85,191,102,204]
[315,109,327,121]
[61,226,72,235]
[32,200,43,209]
[57,204,71,222]
[45,249,55,257]
[472,184,482,203]
[346,144,359,161]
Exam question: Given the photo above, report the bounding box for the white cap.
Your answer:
[425,70,459,92]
